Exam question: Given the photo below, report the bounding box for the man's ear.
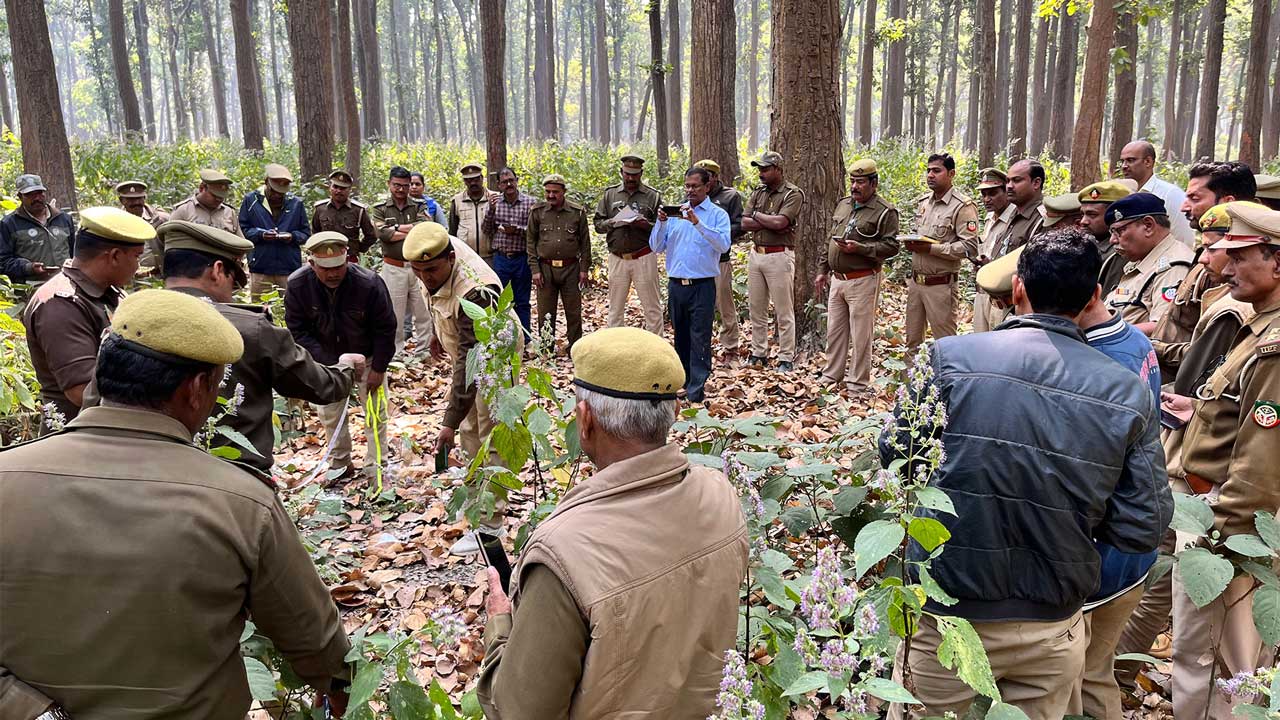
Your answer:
[576,399,593,440]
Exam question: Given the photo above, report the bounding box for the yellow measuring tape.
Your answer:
[365,385,387,496]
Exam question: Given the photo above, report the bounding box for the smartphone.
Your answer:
[480,533,513,594]
[662,204,684,217]
[434,446,449,473]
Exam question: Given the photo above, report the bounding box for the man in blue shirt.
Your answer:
[650,167,731,403]
[239,163,309,300]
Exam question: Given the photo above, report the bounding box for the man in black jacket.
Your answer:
[881,234,1171,720]
[285,232,397,481]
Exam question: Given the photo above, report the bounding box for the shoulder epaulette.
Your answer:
[313,199,330,208]
[351,199,368,209]
[1257,327,1280,357]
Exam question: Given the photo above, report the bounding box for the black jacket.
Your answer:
[283,264,397,373]
[879,314,1171,622]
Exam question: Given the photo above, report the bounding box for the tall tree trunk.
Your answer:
[0,61,13,131]
[356,0,385,139]
[648,0,669,173]
[481,0,508,173]
[943,0,960,143]
[1047,7,1077,158]
[593,0,611,143]
[1008,0,1031,155]
[747,0,760,148]
[1072,0,1116,188]
[433,0,450,141]
[1193,0,1226,160]
[107,0,143,134]
[771,0,843,343]
[964,0,981,150]
[133,0,158,140]
[163,0,189,140]
[1107,6,1137,173]
[334,0,360,179]
[555,0,569,134]
[883,0,906,137]
[634,78,651,141]
[992,0,1011,150]
[1225,55,1244,159]
[931,0,953,144]
[1237,0,1270,167]
[1030,13,1052,153]
[523,0,533,139]
[5,0,77,208]
[690,0,739,182]
[231,0,267,150]
[199,1,230,137]
[666,0,682,147]
[533,0,558,138]
[578,1,587,138]
[856,0,876,145]
[85,0,120,137]
[1161,0,1183,157]
[287,0,335,179]
[1265,16,1280,160]
[1136,17,1158,137]
[976,0,997,165]
[1174,6,1204,160]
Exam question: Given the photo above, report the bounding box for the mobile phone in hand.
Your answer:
[662,205,683,217]
[434,445,449,473]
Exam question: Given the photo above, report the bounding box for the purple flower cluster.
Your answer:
[709,649,765,720]
[799,547,856,630]
[819,639,857,675]
[430,608,467,647]
[1215,666,1275,699]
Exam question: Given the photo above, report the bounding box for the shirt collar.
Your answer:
[67,406,196,444]
[1248,297,1280,333]
[62,263,111,300]
[550,444,689,516]
[1015,199,1043,219]
[1132,233,1182,275]
[1083,312,1126,342]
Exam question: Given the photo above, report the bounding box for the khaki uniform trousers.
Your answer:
[906,278,958,352]
[249,273,289,302]
[1172,572,1273,720]
[822,272,880,390]
[606,252,663,336]
[1070,584,1145,720]
[536,261,584,349]
[381,262,432,356]
[314,378,389,472]
[714,259,741,351]
[747,248,796,361]
[973,291,992,332]
[891,613,1086,720]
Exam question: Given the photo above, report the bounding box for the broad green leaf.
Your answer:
[490,423,531,471]
[524,406,554,436]
[1114,652,1164,665]
[214,425,257,452]
[937,616,1000,700]
[786,463,838,478]
[767,644,805,693]
[834,485,869,515]
[1170,492,1215,536]
[347,661,384,709]
[914,486,957,515]
[855,519,905,579]
[686,452,726,468]
[985,702,1032,720]
[908,517,952,552]
[239,620,257,643]
[209,446,242,459]
[917,564,958,606]
[736,451,785,470]
[1224,534,1275,558]
[754,565,796,611]
[428,679,459,719]
[526,367,555,399]
[1176,548,1234,608]
[495,386,532,427]
[388,680,433,720]
[460,688,484,719]
[761,549,794,574]
[459,298,488,322]
[242,657,277,701]
[1229,706,1274,720]
[1252,584,1280,646]
[863,677,918,703]
[1255,511,1280,553]
[780,505,820,537]
[1241,560,1280,589]
[1270,670,1280,713]
[781,670,828,697]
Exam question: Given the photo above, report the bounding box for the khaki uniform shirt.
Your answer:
[0,406,350,719]
[370,199,427,262]
[1104,234,1195,326]
[912,188,980,274]
[169,196,243,237]
[593,183,661,255]
[978,204,1016,261]
[1180,297,1280,538]
[821,194,900,275]
[527,201,591,271]
[22,264,123,424]
[1150,263,1217,382]
[743,181,804,248]
[312,199,377,256]
[994,200,1045,259]
[136,204,171,272]
[449,191,493,259]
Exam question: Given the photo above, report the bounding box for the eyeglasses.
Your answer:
[1109,220,1136,237]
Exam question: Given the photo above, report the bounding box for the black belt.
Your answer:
[670,277,714,286]
[496,250,526,258]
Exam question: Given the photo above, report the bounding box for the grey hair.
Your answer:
[574,386,677,445]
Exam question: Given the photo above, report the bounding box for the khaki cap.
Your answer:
[1040,192,1082,227]
[1255,174,1280,201]
[1078,180,1133,205]
[159,220,252,285]
[264,164,293,193]
[110,289,244,365]
[751,151,784,169]
[115,180,148,198]
[571,327,685,400]
[403,222,452,262]
[976,246,1024,296]
[459,163,484,179]
[304,231,351,268]
[1215,203,1280,249]
[79,206,157,245]
[620,155,645,173]
[328,169,355,188]
[199,169,232,199]
[694,159,721,175]
[542,173,568,188]
[976,167,1007,190]
[849,159,878,177]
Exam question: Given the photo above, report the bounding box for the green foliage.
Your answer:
[0,277,41,443]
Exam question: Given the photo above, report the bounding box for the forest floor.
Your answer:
[263,277,1175,718]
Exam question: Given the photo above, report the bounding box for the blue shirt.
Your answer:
[648,197,730,279]
[1084,312,1161,605]
[238,191,310,275]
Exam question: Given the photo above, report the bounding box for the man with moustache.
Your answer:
[115,180,170,274]
[1101,193,1194,334]
[972,167,1013,332]
[1077,180,1135,298]
[0,174,77,289]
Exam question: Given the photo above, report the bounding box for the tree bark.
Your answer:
[690,0,739,183]
[1107,6,1137,173]
[1161,0,1183,157]
[433,0,449,141]
[666,0,682,146]
[199,0,230,137]
[333,0,361,179]
[287,0,335,179]
[1174,6,1205,160]
[771,0,842,344]
[1072,0,1116,189]
[1237,0,1270,167]
[882,0,906,137]
[231,0,268,150]
[356,0,385,139]
[964,0,981,150]
[480,0,508,174]
[133,0,158,140]
[1265,14,1280,160]
[592,0,611,143]
[1193,0,1226,160]
[1030,13,1052,153]
[162,0,189,140]
[0,61,13,131]
[1136,17,1158,138]
[85,0,120,137]
[107,0,143,134]
[943,0,960,143]
[856,0,876,145]
[1008,0,1031,156]
[993,0,1011,150]
[533,0,558,138]
[648,0,669,173]
[930,0,952,144]
[747,0,761,148]
[976,0,996,165]
[1047,7,1077,158]
[5,0,77,208]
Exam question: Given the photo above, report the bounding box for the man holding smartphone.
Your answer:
[482,168,538,338]
[238,163,309,301]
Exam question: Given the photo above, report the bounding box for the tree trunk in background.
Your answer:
[1162,0,1183,157]
[268,1,286,140]
[287,0,335,179]
[1193,0,1226,160]
[355,0,385,139]
[231,0,267,150]
[1030,14,1052,153]
[1008,0,1031,156]
[334,0,360,179]
[943,0,960,143]
[593,0,611,143]
[856,0,876,145]
[555,0,569,133]
[1107,7,1136,173]
[1265,22,1280,160]
[107,0,143,134]
[480,0,508,175]
[198,1,229,137]
[433,0,449,141]
[85,0,119,137]
[1047,8,1076,158]
[931,1,952,143]
[690,0,739,183]
[4,0,77,208]
[1136,18,1158,137]
[771,0,843,344]
[1236,0,1270,167]
[388,0,406,139]
[666,0,682,147]
[648,0,669,173]
[1072,0,1116,188]
[0,62,13,131]
[992,0,1011,150]
[882,0,906,137]
[976,0,996,166]
[133,0,157,140]
[1173,7,1203,160]
[964,0,980,150]
[533,0,557,138]
[634,77,651,141]
[164,0,189,140]
[747,0,760,149]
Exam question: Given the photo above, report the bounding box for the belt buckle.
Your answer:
[680,278,692,286]
[914,273,925,284]
[551,259,565,268]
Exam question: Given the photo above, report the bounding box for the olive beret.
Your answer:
[110,289,243,365]
[976,246,1024,297]
[694,159,721,175]
[849,159,878,177]
[304,231,350,268]
[571,327,685,400]
[1040,192,1082,227]
[1105,192,1166,226]
[1216,203,1280,249]
[1078,180,1132,205]
[79,206,156,245]
[403,222,452,262]
[542,173,568,188]
[976,167,1007,190]
[159,220,253,261]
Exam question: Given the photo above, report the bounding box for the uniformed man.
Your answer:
[311,169,376,262]
[239,163,309,301]
[741,151,803,372]
[116,179,170,273]
[371,166,433,358]
[815,159,899,392]
[1165,203,1280,720]
[483,168,538,337]
[994,159,1046,259]
[1039,192,1082,230]
[694,159,746,360]
[904,152,978,352]
[160,221,361,477]
[477,326,748,720]
[528,174,591,351]
[1102,192,1195,333]
[169,168,243,237]
[594,155,663,335]
[1078,180,1135,298]
[0,174,77,288]
[448,163,495,265]
[1257,174,1280,211]
[23,207,149,430]
[972,167,1014,332]
[0,289,352,719]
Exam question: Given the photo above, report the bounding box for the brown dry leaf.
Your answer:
[434,656,457,675]
[403,610,428,631]
[395,585,417,608]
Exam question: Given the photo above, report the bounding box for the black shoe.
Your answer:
[777,361,794,373]
[749,355,767,368]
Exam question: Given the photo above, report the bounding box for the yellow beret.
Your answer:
[403,222,452,262]
[542,173,568,188]
[571,327,685,400]
[849,159,878,177]
[1199,203,1233,232]
[1078,180,1132,205]
[694,159,721,175]
[304,231,350,268]
[111,289,243,365]
[976,246,1024,296]
[1216,203,1280,249]
[115,180,148,198]
[976,167,1007,190]
[79,206,156,245]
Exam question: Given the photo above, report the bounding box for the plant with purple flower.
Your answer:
[709,650,765,720]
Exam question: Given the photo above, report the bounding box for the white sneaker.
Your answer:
[448,526,507,556]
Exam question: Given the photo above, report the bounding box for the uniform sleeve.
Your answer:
[283,286,325,362]
[284,201,309,246]
[855,207,900,262]
[0,665,55,717]
[443,289,493,429]
[526,209,542,271]
[592,193,611,235]
[931,202,979,261]
[358,208,377,253]
[775,187,803,228]
[260,319,354,404]
[310,207,322,234]
[576,209,591,268]
[370,204,395,243]
[477,564,588,720]
[483,200,499,236]
[1217,354,1280,537]
[239,195,268,243]
[249,498,351,692]
[1095,391,1172,553]
[1144,265,1192,325]
[0,220,35,281]
[30,299,100,402]
[725,191,745,242]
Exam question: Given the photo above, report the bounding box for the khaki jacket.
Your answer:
[450,191,494,259]
[169,196,243,237]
